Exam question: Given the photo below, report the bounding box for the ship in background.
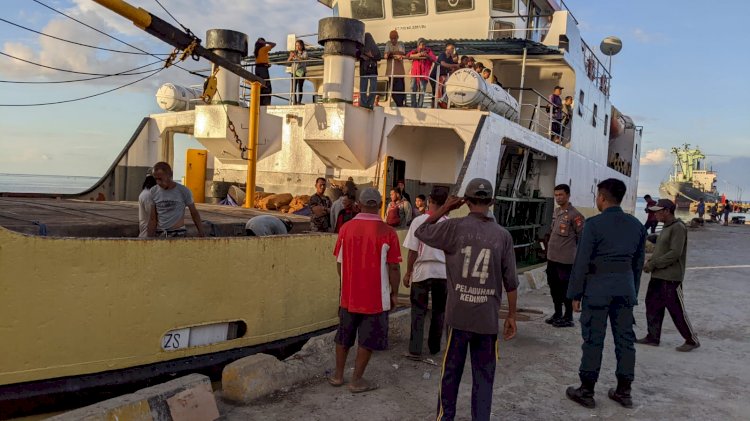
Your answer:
[659,144,718,208]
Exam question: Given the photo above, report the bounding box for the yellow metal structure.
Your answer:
[92,0,152,29]
[244,82,261,208]
[0,227,340,385]
[185,149,207,203]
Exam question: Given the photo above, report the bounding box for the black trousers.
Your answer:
[254,65,272,106]
[389,77,405,106]
[437,327,497,421]
[644,220,658,234]
[292,76,305,104]
[409,278,447,355]
[547,260,573,319]
[645,278,698,344]
[579,297,636,382]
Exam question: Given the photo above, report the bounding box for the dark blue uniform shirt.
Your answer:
[567,206,646,306]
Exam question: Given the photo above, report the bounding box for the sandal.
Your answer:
[327,376,345,387]
[348,379,379,393]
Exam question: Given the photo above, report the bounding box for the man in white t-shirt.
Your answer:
[402,186,449,358]
[147,161,205,238]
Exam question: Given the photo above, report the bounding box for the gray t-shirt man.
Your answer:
[416,213,518,335]
[149,183,194,231]
[245,215,291,236]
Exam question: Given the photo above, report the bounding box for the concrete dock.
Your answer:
[217,222,750,420]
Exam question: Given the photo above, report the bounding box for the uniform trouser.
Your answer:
[645,278,698,344]
[547,261,573,319]
[409,278,447,355]
[579,297,636,383]
[437,327,497,421]
[644,220,658,234]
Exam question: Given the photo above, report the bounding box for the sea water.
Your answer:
[0,173,99,194]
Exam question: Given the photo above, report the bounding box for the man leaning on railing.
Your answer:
[384,30,406,107]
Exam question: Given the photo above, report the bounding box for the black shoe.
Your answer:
[608,379,633,408]
[676,341,700,352]
[545,315,562,325]
[635,336,660,346]
[553,318,575,328]
[566,382,596,408]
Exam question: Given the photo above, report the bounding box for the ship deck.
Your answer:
[0,198,311,237]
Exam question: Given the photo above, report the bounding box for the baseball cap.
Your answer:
[648,198,675,212]
[554,85,564,90]
[464,178,493,199]
[359,187,382,206]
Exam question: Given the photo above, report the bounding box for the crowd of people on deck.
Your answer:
[250,32,505,109]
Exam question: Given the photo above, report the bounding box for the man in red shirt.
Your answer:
[330,187,402,393]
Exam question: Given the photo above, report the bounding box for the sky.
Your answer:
[1,0,749,199]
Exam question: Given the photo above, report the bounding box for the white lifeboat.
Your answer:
[444,68,519,121]
[155,83,202,112]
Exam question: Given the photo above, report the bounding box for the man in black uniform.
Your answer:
[566,178,646,409]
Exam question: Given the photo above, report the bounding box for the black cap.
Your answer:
[464,178,493,199]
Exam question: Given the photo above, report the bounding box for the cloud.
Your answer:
[632,28,666,44]
[1,1,329,91]
[640,148,669,165]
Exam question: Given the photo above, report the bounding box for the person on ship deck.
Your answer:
[254,37,276,106]
[406,38,436,108]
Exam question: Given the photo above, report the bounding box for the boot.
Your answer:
[608,378,633,408]
[566,380,596,408]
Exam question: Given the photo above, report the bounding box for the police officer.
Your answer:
[565,178,646,409]
[545,183,585,328]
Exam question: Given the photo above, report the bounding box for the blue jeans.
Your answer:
[411,78,428,108]
[359,75,377,108]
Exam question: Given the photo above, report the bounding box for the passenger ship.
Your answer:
[0,0,642,416]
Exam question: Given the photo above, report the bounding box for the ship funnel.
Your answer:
[317,17,365,103]
[205,29,248,105]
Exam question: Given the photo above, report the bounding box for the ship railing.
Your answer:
[238,59,446,109]
[506,87,571,147]
[581,39,612,97]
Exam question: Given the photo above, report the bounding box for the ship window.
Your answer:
[436,0,474,13]
[492,0,514,12]
[577,90,584,116]
[351,0,384,20]
[604,114,609,135]
[592,104,598,127]
[492,20,514,39]
[393,0,427,16]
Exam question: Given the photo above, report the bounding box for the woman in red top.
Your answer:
[406,38,436,108]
